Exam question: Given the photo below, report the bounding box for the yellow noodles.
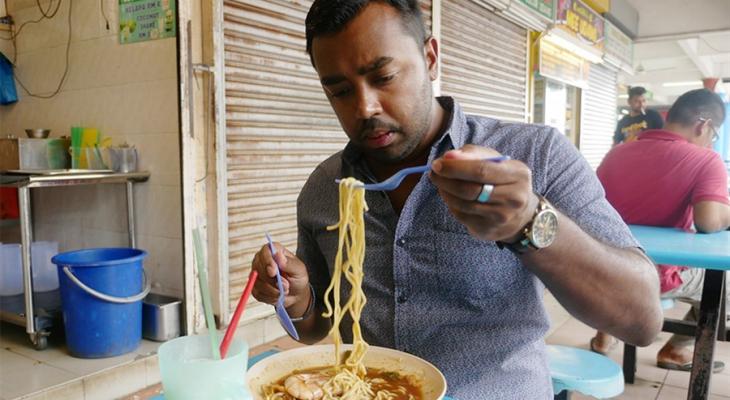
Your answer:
[323,177,369,376]
[263,178,419,400]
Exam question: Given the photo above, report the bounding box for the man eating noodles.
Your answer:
[251,1,662,398]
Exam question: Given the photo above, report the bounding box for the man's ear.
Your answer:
[423,36,439,81]
[694,119,708,138]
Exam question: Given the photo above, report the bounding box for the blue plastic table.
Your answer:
[629,225,730,400]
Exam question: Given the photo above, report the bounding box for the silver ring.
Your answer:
[476,184,494,203]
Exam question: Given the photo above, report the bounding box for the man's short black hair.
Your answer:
[305,0,427,66]
[666,88,726,128]
[628,86,647,99]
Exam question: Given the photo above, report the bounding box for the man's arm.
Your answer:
[691,152,730,233]
[520,213,662,346]
[694,201,730,233]
[430,144,663,347]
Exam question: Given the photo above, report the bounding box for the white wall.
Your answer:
[0,0,183,298]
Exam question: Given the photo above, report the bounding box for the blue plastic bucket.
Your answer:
[52,248,150,358]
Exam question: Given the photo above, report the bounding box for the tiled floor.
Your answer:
[1,292,729,399]
[543,293,730,399]
[0,321,161,400]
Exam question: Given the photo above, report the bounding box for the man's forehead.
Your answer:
[310,3,414,63]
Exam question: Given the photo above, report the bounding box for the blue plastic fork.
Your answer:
[265,232,299,341]
[335,155,511,191]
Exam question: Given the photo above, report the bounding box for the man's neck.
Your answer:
[662,123,694,142]
[629,109,644,117]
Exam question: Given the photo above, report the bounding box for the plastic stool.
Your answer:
[547,345,624,399]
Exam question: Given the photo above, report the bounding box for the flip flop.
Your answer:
[589,337,618,355]
[657,360,725,373]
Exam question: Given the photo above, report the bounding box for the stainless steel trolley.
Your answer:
[0,170,150,349]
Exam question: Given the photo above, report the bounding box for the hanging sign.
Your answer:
[119,0,176,44]
[539,38,590,88]
[519,0,554,19]
[555,0,605,48]
[605,20,633,69]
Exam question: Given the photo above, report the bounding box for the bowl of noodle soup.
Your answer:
[247,344,446,400]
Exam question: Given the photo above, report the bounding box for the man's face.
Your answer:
[628,94,647,114]
[310,3,438,164]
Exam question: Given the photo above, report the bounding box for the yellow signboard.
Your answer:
[556,0,605,47]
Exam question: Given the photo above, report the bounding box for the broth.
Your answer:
[264,366,422,400]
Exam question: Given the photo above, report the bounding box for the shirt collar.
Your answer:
[638,129,689,143]
[342,96,467,167]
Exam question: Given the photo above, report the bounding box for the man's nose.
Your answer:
[354,87,382,120]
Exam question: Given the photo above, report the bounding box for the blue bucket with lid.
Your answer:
[52,248,149,358]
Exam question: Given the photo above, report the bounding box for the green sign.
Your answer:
[520,0,554,19]
[119,0,176,44]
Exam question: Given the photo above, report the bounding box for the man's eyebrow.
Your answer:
[320,57,394,86]
[356,56,393,75]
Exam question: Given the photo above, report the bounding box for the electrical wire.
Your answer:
[12,0,72,99]
[100,0,109,30]
[36,0,62,18]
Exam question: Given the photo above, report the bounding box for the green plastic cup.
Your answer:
[158,334,252,400]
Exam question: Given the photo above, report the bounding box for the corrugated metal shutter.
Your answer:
[440,0,527,122]
[222,0,433,318]
[223,0,343,317]
[579,63,618,169]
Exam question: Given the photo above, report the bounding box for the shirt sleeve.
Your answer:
[613,119,625,144]
[691,152,730,205]
[649,110,664,129]
[296,175,334,304]
[537,128,639,249]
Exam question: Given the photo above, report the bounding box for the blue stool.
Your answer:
[547,345,624,399]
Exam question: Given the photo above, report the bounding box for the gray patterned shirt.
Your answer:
[296,97,637,399]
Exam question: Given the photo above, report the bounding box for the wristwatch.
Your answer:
[497,195,558,255]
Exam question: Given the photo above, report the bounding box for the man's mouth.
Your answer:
[365,130,395,148]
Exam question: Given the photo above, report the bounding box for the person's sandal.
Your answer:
[657,360,725,373]
[589,337,618,355]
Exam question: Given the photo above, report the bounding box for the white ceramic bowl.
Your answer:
[246,344,447,400]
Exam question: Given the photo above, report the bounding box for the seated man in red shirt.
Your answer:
[590,88,730,372]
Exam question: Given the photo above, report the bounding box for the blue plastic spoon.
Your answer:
[265,233,299,341]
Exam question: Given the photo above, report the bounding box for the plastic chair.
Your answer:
[547,345,624,399]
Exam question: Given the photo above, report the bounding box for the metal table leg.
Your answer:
[126,181,136,248]
[688,269,725,400]
[18,187,36,342]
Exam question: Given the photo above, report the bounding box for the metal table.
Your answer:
[0,170,150,349]
[628,225,729,400]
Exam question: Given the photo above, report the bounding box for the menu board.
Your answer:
[119,0,176,44]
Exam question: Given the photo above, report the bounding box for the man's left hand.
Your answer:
[430,145,539,242]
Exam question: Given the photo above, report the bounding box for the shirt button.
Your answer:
[397,293,408,303]
[397,238,406,246]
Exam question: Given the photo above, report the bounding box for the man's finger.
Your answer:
[431,173,504,202]
[432,158,523,184]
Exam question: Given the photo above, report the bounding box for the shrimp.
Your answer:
[284,373,328,400]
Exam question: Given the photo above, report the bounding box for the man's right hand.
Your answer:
[251,242,310,311]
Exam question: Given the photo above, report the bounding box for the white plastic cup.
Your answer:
[0,243,23,296]
[159,335,252,400]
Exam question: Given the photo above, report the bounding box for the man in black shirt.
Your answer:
[614,86,664,145]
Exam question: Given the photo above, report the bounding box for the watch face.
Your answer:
[531,210,558,248]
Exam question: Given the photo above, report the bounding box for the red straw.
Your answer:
[219,269,258,359]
